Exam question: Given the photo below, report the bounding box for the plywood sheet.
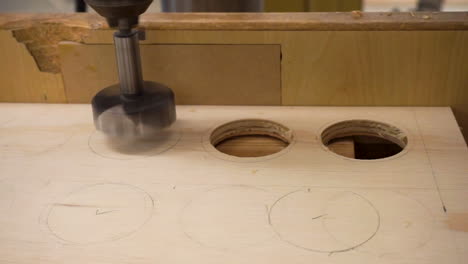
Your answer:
[0,104,467,263]
[60,43,281,105]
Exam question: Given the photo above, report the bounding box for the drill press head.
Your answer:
[85,0,153,30]
[86,0,176,139]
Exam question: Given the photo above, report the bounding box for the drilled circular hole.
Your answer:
[211,119,293,158]
[321,120,408,160]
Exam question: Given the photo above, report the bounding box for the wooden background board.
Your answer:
[60,29,468,141]
[0,103,467,263]
[77,30,468,108]
[60,43,281,105]
[0,13,467,141]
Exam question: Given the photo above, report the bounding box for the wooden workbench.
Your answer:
[0,104,467,263]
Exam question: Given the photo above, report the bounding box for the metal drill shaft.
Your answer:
[114,31,143,96]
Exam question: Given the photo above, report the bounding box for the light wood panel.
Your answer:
[60,43,281,105]
[0,104,467,263]
[71,30,468,108]
[279,30,468,106]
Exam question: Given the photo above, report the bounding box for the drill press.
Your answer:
[86,0,176,139]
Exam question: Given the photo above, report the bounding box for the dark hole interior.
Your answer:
[328,135,404,160]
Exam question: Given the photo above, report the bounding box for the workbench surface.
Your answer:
[0,104,467,264]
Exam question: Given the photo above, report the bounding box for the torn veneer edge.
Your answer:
[0,14,103,73]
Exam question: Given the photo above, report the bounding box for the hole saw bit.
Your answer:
[86,0,176,139]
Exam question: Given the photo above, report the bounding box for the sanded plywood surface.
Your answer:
[60,43,281,105]
[0,104,467,263]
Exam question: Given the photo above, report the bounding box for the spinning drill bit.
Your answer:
[86,0,176,139]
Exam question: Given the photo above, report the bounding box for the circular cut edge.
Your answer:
[320,119,408,159]
[206,119,295,161]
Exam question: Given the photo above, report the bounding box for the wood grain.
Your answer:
[0,104,467,263]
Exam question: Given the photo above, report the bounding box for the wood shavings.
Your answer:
[352,11,363,19]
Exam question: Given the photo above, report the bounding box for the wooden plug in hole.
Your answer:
[321,120,408,160]
[210,119,293,158]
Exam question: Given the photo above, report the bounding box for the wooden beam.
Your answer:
[1,12,467,32]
